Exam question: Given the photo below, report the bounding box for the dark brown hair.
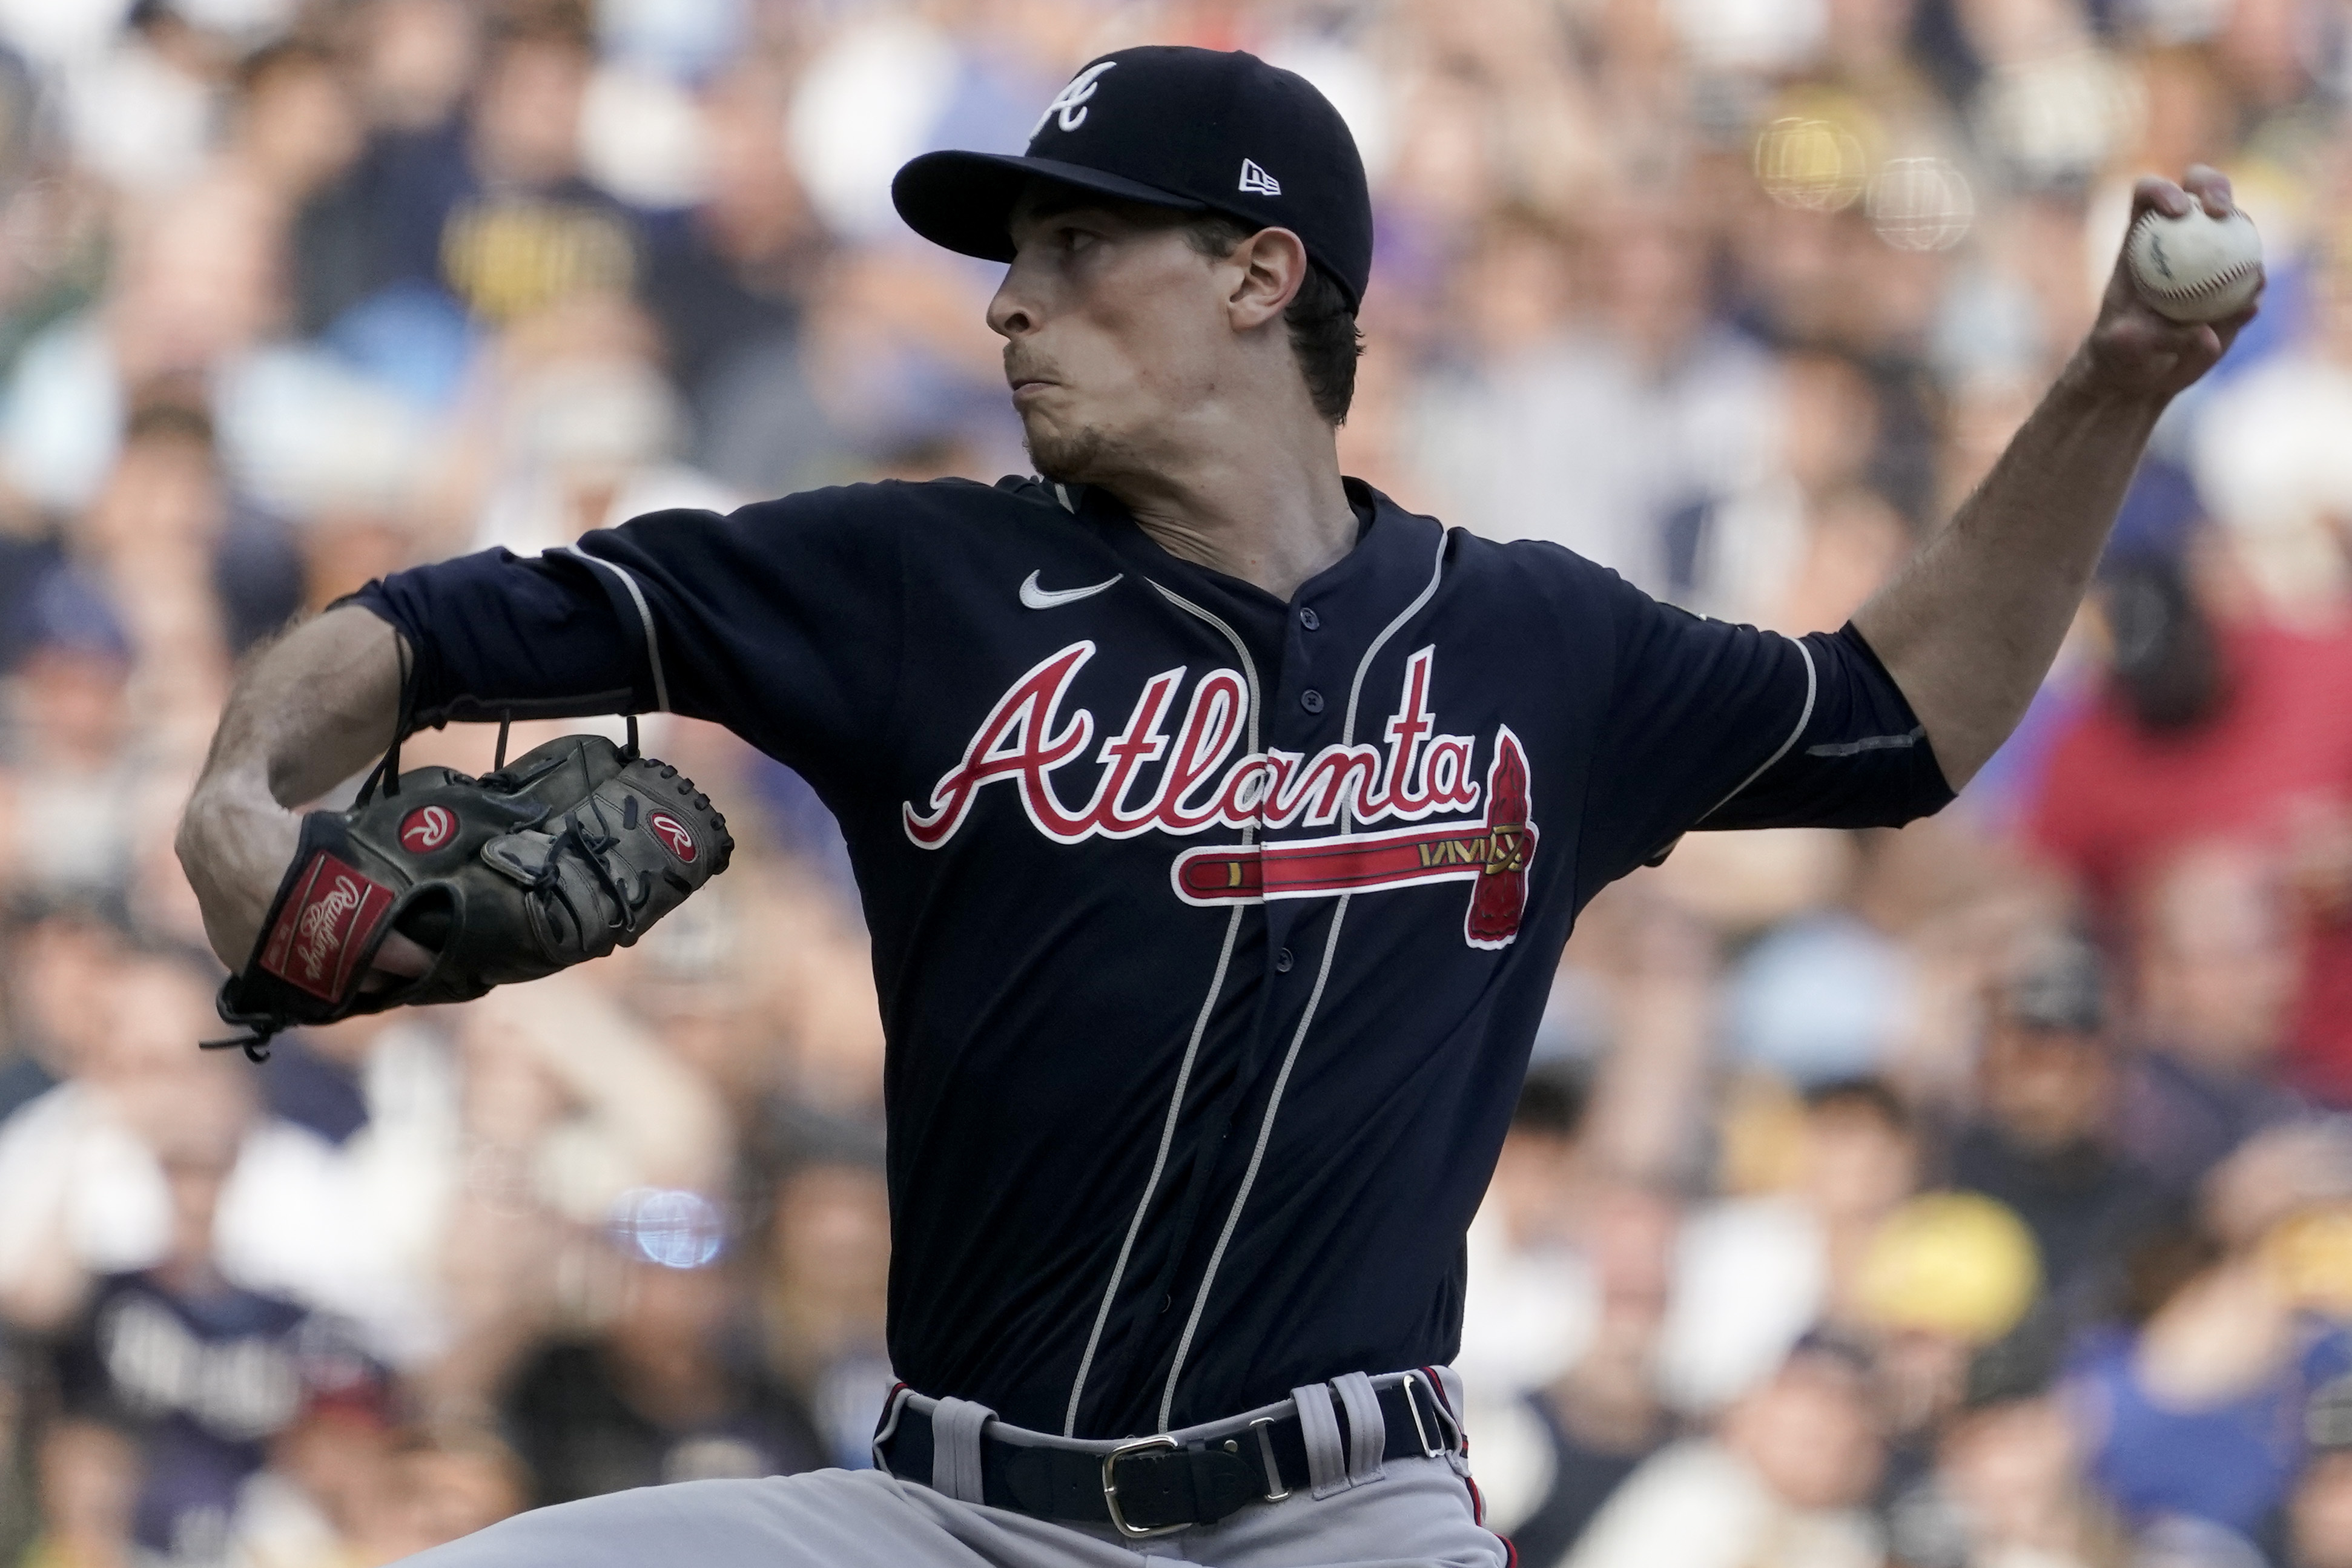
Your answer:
[1183,214,1364,425]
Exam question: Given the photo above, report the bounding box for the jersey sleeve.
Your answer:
[348,485,908,796]
[1574,573,1954,901]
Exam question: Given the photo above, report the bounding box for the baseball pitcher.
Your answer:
[177,45,2251,1568]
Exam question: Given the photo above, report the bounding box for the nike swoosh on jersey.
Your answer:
[1019,570,1123,609]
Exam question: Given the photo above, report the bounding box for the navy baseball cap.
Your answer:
[892,45,1375,311]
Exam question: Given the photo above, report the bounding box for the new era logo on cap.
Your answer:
[1238,159,1281,196]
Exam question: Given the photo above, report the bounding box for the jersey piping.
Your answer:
[1692,634,1817,825]
[1154,530,1451,1431]
[1058,579,1265,1436]
[560,546,672,713]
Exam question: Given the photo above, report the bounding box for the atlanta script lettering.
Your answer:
[902,644,1540,946]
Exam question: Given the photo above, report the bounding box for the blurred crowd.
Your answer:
[1,0,2351,1564]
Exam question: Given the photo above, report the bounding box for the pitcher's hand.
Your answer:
[2074,166,2260,404]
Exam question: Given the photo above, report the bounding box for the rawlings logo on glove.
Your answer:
[260,853,397,1000]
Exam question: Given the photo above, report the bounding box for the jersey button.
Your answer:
[1300,689,1325,714]
[1275,947,1295,973]
[1299,607,1321,631]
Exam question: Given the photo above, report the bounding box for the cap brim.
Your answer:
[891,151,1208,263]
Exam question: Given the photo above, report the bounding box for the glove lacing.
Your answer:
[535,796,657,947]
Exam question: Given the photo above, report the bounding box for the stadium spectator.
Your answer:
[1504,1181,1679,1566]
[1947,930,2172,1319]
[1657,1077,1921,1413]
[501,1249,822,1507]
[752,1123,893,1473]
[47,1053,377,1564]
[1563,1341,1887,1568]
[2119,843,2311,1200]
[2028,542,2352,1104]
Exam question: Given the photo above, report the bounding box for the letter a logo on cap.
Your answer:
[1034,61,1117,137]
[1238,159,1281,196]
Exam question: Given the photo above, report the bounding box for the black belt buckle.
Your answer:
[1102,1435,1185,1539]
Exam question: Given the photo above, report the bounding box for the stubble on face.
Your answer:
[1003,341,1122,484]
[1023,418,1138,487]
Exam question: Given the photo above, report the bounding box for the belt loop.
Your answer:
[1427,1365,1467,1433]
[1289,1383,1351,1500]
[871,1384,911,1475]
[930,1396,995,1505]
[1330,1372,1386,1484]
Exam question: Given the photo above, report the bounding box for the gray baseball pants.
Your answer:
[396,1375,1510,1568]
[397,1456,1506,1567]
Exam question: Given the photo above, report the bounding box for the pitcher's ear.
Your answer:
[1227,226,1310,329]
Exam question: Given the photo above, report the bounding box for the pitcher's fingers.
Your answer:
[2182,163,2235,217]
[374,929,436,978]
[2132,174,2193,219]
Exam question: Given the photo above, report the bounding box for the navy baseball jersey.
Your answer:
[353,475,1949,1439]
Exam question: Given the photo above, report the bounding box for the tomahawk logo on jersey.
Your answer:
[351,472,1950,1439]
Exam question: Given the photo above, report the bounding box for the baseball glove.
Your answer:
[208,730,733,1061]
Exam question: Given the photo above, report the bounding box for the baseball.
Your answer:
[2126,201,2263,323]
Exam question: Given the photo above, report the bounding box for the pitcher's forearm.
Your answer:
[177,607,407,965]
[1852,166,2253,792]
[1851,368,2162,789]
[202,606,408,803]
